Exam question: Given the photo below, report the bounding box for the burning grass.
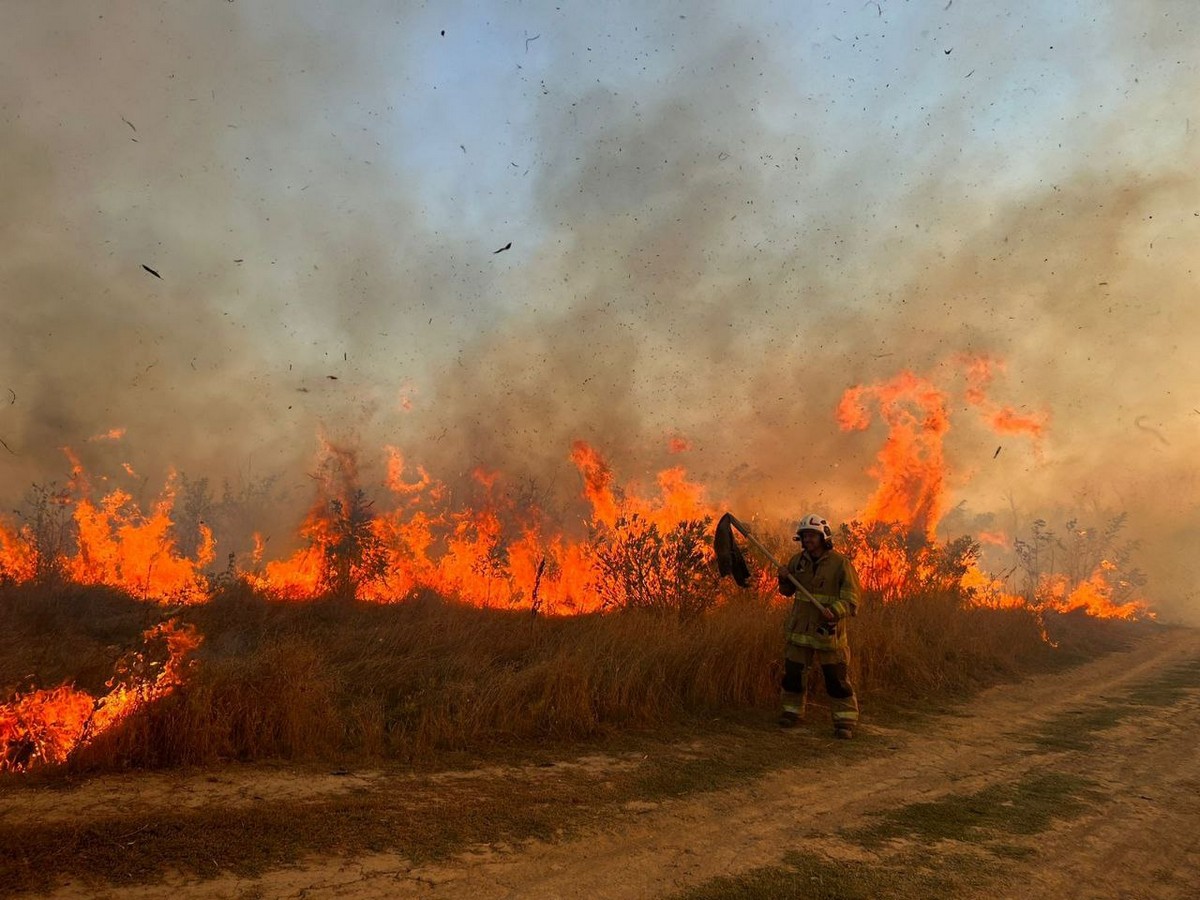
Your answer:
[0,360,1157,774]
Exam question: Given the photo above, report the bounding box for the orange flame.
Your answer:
[0,523,37,583]
[1,456,214,602]
[252,440,714,612]
[87,427,126,443]
[837,370,949,539]
[1038,560,1150,620]
[570,440,620,528]
[66,482,214,604]
[0,620,201,772]
[667,435,691,454]
[0,357,1145,624]
[839,360,1142,621]
[961,356,1047,439]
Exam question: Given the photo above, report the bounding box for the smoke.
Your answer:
[2,3,1198,616]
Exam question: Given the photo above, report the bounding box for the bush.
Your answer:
[590,515,719,619]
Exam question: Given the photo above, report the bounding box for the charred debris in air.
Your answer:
[2,390,16,453]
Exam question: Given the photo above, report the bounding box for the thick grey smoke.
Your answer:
[2,3,1198,617]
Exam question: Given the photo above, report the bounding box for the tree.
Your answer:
[17,482,75,583]
[321,489,388,600]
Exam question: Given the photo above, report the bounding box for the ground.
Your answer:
[3,627,1198,899]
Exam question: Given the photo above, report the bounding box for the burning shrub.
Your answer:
[1014,515,1147,611]
[319,489,390,600]
[0,523,36,585]
[840,520,980,602]
[15,483,74,584]
[590,514,719,619]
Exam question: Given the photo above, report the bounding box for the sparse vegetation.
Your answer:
[0,727,842,895]
[674,849,994,900]
[673,770,1105,900]
[847,771,1100,848]
[1014,514,1147,607]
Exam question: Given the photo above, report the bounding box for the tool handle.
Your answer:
[726,515,827,611]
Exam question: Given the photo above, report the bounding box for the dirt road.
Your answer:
[9,626,1200,898]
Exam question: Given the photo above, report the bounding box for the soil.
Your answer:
[6,626,1199,899]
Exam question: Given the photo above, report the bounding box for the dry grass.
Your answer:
[0,575,1133,774]
[0,581,160,695]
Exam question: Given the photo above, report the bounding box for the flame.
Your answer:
[396,381,417,412]
[961,355,1047,439]
[385,446,434,499]
[0,523,37,583]
[1,455,213,602]
[63,446,87,493]
[87,427,126,443]
[570,440,621,528]
[66,478,214,604]
[0,357,1146,623]
[839,360,1142,621]
[986,407,1047,437]
[836,370,949,539]
[251,440,714,612]
[0,353,1158,781]
[1037,560,1150,620]
[977,530,1009,547]
[0,620,201,772]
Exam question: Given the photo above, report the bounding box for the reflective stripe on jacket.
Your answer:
[778,549,861,651]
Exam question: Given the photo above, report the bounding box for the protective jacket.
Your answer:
[778,549,861,652]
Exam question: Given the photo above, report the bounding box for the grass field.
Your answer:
[0,573,1134,776]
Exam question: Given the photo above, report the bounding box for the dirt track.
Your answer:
[12,626,1200,899]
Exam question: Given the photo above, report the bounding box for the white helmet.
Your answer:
[793,513,833,542]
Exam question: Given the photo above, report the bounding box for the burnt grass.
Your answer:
[1027,655,1200,751]
[672,766,1109,900]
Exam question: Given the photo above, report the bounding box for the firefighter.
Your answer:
[777,514,861,738]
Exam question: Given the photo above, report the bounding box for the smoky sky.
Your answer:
[2,2,1198,616]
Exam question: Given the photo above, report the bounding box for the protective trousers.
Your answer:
[780,645,859,730]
